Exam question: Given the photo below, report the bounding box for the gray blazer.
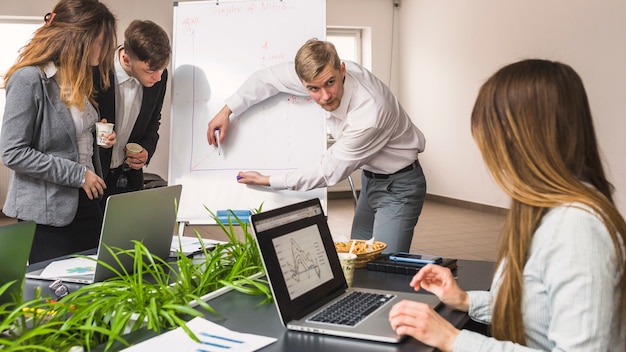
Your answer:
[1,66,101,226]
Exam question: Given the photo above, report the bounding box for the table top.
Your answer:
[93,259,495,352]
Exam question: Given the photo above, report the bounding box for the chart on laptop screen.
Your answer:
[273,225,333,300]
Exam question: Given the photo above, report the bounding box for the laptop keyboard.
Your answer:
[308,291,395,326]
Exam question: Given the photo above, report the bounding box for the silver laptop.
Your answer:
[25,185,182,284]
[0,221,36,305]
[250,198,440,343]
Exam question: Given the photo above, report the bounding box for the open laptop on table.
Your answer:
[0,221,36,305]
[250,198,440,343]
[25,185,182,284]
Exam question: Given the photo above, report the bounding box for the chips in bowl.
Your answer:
[334,239,387,268]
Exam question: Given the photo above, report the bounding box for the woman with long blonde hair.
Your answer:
[388,59,625,351]
[1,0,117,263]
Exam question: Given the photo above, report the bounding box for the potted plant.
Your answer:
[0,282,125,351]
[0,206,271,351]
[179,207,271,303]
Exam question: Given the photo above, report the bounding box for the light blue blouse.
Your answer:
[454,204,625,351]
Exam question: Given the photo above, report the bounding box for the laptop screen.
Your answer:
[93,184,182,281]
[251,198,346,323]
[0,221,35,305]
[25,185,183,284]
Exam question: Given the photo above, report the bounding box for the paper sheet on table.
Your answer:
[39,255,97,278]
[121,316,276,351]
[170,236,224,256]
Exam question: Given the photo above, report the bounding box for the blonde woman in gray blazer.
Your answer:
[0,0,117,263]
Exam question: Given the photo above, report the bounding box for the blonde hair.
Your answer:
[294,38,341,82]
[3,0,116,109]
[471,59,626,343]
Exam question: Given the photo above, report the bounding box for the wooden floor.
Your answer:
[181,197,505,262]
[0,197,505,263]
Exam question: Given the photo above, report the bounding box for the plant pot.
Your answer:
[123,270,264,333]
[189,271,264,307]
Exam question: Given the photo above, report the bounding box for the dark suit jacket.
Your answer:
[92,67,168,188]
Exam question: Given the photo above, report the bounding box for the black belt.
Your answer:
[363,160,419,179]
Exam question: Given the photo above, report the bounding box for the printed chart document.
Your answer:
[39,255,97,278]
[170,236,224,256]
[121,316,276,351]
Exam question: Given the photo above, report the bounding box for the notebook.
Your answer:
[25,185,182,284]
[250,198,440,343]
[0,221,36,305]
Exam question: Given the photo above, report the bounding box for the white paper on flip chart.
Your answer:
[121,316,277,352]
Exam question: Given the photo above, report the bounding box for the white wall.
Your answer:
[2,0,624,214]
[395,0,626,213]
[327,0,394,84]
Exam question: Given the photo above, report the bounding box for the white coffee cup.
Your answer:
[125,142,143,156]
[95,122,114,146]
[337,252,358,287]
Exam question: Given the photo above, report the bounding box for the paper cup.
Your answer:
[95,122,114,146]
[125,143,143,155]
[337,252,357,288]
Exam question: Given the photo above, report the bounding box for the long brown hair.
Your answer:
[3,0,116,109]
[471,59,626,343]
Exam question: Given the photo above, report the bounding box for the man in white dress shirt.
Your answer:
[207,39,426,253]
[94,20,170,207]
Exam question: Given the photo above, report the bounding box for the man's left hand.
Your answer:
[126,149,149,170]
[236,171,270,186]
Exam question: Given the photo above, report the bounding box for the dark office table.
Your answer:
[24,259,494,351]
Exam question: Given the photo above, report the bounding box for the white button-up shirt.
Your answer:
[43,61,97,173]
[111,47,143,168]
[226,61,425,191]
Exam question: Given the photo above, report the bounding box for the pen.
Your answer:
[214,128,222,156]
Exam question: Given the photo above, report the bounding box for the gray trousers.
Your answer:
[351,161,427,254]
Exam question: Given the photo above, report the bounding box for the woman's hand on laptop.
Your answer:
[409,264,470,312]
[388,299,459,352]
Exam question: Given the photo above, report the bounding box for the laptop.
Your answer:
[250,198,440,343]
[25,185,182,284]
[0,221,36,305]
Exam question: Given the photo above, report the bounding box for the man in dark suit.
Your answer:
[93,20,171,207]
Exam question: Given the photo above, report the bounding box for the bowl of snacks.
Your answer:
[334,239,387,268]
